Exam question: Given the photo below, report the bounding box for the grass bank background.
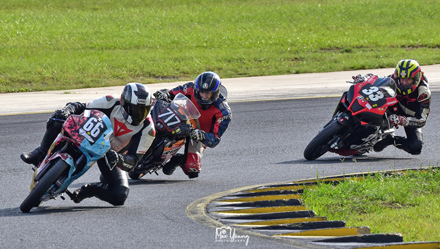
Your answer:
[1,0,440,93]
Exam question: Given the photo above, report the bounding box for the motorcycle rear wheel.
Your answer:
[20,160,69,213]
[304,120,344,160]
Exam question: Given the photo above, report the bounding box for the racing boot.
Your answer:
[162,154,185,175]
[68,182,129,206]
[68,183,103,203]
[373,135,395,152]
[20,148,46,167]
[21,119,63,167]
[182,152,201,179]
[187,171,199,179]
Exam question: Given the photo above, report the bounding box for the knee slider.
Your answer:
[408,140,423,155]
[109,186,129,206]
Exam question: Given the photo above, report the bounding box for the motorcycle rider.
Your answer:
[373,59,431,154]
[153,71,232,178]
[21,83,155,205]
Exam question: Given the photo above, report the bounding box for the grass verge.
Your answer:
[301,168,440,242]
[1,0,440,92]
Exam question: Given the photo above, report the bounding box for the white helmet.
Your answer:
[120,83,153,125]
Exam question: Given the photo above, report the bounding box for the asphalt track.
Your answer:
[1,66,439,248]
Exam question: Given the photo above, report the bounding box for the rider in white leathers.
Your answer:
[21,83,155,205]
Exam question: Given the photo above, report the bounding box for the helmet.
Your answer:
[194,71,221,110]
[393,59,422,95]
[120,83,153,125]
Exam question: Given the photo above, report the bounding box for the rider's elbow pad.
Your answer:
[203,137,220,148]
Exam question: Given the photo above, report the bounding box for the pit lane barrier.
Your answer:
[187,167,440,249]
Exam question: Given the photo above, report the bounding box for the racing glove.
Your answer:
[352,74,365,83]
[191,129,206,142]
[104,150,139,172]
[50,102,86,121]
[105,150,119,170]
[153,89,171,102]
[389,114,409,128]
[51,109,70,121]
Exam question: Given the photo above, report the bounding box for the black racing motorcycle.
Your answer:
[304,74,399,160]
[128,93,201,179]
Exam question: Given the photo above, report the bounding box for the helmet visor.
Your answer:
[198,91,213,102]
[129,104,151,124]
[399,78,415,89]
[195,89,219,106]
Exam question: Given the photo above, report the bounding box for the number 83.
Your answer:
[362,86,384,101]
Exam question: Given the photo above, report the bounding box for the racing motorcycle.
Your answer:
[128,93,201,179]
[304,74,399,160]
[20,110,113,213]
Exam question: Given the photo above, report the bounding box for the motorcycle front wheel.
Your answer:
[128,171,144,180]
[20,160,69,213]
[304,120,345,160]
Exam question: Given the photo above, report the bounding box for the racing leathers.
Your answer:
[374,73,430,154]
[23,95,155,205]
[161,82,232,178]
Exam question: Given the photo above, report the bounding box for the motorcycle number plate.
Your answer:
[157,107,182,131]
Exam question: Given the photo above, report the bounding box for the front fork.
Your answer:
[30,170,38,190]
[332,91,348,118]
[326,112,353,150]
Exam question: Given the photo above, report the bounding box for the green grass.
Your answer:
[301,169,440,242]
[1,0,440,92]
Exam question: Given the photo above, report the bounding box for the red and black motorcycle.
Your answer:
[304,74,399,160]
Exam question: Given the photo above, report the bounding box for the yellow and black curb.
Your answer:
[186,167,440,248]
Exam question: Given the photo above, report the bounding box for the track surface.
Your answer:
[1,93,439,248]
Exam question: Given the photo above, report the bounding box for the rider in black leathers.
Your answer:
[373,59,431,155]
[21,83,155,205]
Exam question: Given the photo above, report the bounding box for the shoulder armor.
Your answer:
[219,100,232,115]
[417,83,431,102]
[421,71,428,83]
[86,95,119,109]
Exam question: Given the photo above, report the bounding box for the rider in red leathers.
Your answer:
[373,59,431,154]
[21,83,156,205]
[153,71,232,178]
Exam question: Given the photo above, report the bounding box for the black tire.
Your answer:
[304,120,345,160]
[20,160,69,213]
[128,171,143,180]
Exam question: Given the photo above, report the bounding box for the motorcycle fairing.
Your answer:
[64,110,113,159]
[161,139,185,158]
[346,76,398,125]
[156,107,184,133]
[133,93,200,178]
[32,110,113,201]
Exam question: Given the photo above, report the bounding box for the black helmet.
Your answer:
[120,83,153,125]
[194,71,221,109]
